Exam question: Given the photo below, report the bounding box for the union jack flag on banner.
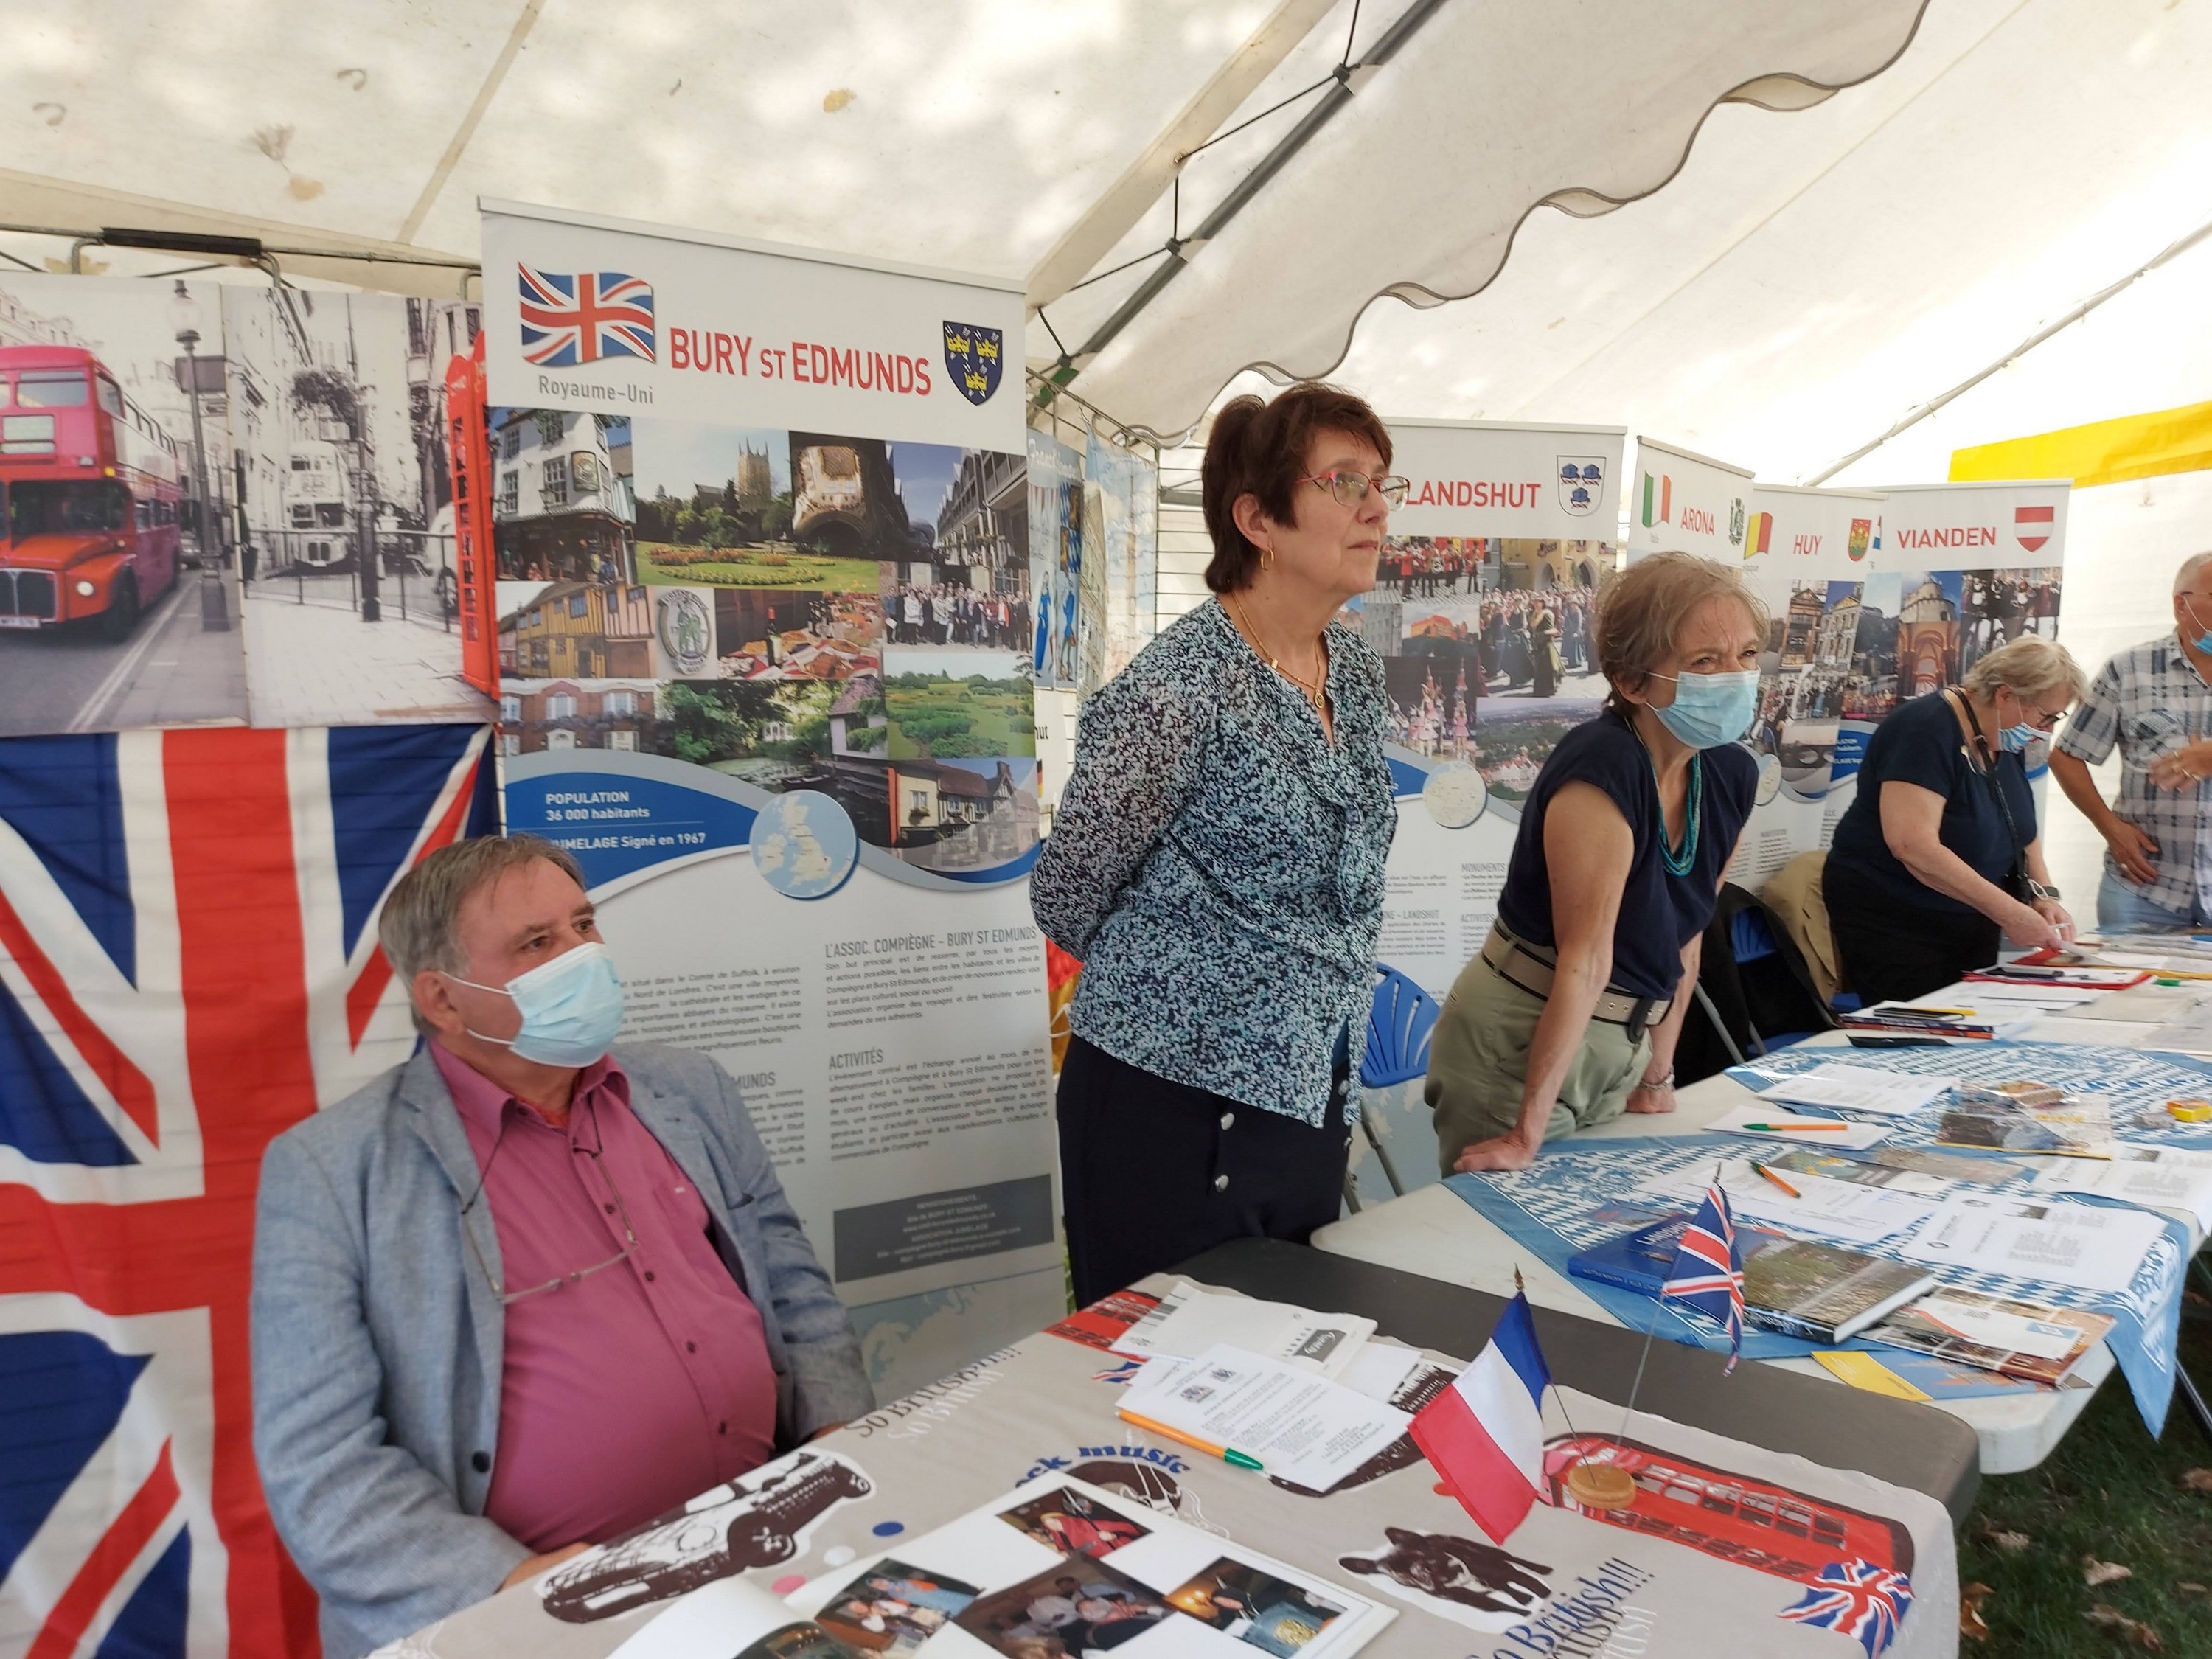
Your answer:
[518,267,655,367]
[0,724,497,1658]
[1660,1173,1745,1374]
[1777,1558,1915,1656]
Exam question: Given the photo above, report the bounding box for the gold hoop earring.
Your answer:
[1259,546,1275,571]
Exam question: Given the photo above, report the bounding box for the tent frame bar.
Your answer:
[0,221,483,296]
[1805,206,2212,484]
[1050,0,1450,394]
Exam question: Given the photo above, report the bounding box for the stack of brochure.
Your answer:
[1862,1288,2113,1387]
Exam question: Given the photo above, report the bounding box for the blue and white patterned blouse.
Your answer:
[1031,599,1397,1125]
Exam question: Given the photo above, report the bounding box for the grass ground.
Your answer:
[1958,1294,2212,1653]
[639,540,881,591]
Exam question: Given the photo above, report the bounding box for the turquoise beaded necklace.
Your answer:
[1630,714,1703,875]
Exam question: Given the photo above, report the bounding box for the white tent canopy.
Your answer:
[5,1,2207,476]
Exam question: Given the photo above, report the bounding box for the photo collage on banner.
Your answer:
[481,201,1057,1397]
[1079,429,1158,697]
[1725,476,2070,886]
[1730,481,1887,880]
[1354,418,1627,1002]
[0,271,493,738]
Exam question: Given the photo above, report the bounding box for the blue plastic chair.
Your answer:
[1698,905,1818,1057]
[1364,964,1441,1088]
[1349,966,1441,1203]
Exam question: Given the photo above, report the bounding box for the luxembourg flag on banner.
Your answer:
[1408,1290,1552,1543]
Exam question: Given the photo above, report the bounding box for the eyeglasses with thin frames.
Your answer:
[1300,469,1410,510]
[457,1102,641,1305]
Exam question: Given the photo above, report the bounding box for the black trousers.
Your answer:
[1827,860,2003,1006]
[1057,1035,1352,1310]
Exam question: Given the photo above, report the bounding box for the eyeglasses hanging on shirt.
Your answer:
[456,1098,642,1305]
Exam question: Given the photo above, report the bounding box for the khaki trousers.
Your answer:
[1425,953,1652,1175]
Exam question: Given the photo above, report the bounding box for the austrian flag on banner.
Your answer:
[1408,1290,1554,1543]
[2014,504,2054,553]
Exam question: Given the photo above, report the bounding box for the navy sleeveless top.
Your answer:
[1495,711,1758,999]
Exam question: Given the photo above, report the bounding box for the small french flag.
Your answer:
[1408,1290,1553,1543]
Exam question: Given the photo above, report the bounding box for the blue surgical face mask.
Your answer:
[1998,723,2042,754]
[448,940,625,1068]
[1647,668,1760,749]
[2185,597,2212,655]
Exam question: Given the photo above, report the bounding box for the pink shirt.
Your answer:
[433,1045,779,1551]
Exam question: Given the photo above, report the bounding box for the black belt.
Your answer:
[1479,920,1669,1043]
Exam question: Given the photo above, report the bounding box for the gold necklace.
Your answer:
[1228,593,1329,713]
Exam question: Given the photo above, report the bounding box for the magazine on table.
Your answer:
[1738,1239,1937,1344]
[1936,1085,2115,1159]
[1861,1288,2113,1387]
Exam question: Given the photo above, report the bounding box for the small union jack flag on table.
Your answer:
[518,267,655,367]
[1778,1557,1915,1656]
[1660,1173,1745,1374]
[0,725,495,1658]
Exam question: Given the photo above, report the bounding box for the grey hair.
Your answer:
[2173,551,2212,595]
[379,834,585,1034]
[1961,636,2087,705]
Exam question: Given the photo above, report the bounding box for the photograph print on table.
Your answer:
[1165,1557,1349,1654]
[813,1557,981,1655]
[954,1557,1175,1658]
[0,272,249,736]
[995,1486,1152,1559]
[226,287,493,726]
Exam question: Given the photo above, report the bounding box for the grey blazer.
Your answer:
[249,1041,874,1659]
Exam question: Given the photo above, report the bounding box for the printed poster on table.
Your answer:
[1352,418,1627,1003]
[481,200,1058,1400]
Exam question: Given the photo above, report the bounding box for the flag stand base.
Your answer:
[1562,1461,1637,1510]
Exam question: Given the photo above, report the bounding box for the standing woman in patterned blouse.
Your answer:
[1031,383,1403,1307]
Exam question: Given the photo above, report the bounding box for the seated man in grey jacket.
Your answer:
[251,834,872,1658]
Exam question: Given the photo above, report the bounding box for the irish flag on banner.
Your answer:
[1408,1290,1553,1543]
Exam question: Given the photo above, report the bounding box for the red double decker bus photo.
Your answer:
[0,343,182,639]
[1543,1434,1914,1583]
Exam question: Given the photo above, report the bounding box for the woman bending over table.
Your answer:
[1823,636,2083,1004]
[1031,382,1402,1307]
[1429,552,1765,1174]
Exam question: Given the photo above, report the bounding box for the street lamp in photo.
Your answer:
[169,280,229,630]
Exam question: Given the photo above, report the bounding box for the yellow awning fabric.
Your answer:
[1950,397,2212,489]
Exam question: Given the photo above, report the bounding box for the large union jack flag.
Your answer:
[1777,1558,1915,1656]
[0,724,496,1657]
[1660,1174,1745,1374]
[518,267,655,368]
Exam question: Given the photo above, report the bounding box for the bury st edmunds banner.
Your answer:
[480,201,1057,1400]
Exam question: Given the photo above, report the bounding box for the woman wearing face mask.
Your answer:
[1430,553,1767,1175]
[1031,382,1401,1307]
[1824,636,2084,1004]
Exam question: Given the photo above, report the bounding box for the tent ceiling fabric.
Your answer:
[1,1,1294,277]
[1068,0,1933,437]
[7,0,2202,479]
[1313,0,2212,486]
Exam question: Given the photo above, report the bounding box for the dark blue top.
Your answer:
[1829,688,2034,915]
[1497,712,1759,999]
